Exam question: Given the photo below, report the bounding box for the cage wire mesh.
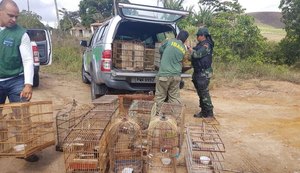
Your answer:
[159,102,185,152]
[56,99,92,151]
[185,123,225,173]
[108,118,144,173]
[62,94,119,172]
[128,100,155,134]
[147,115,180,173]
[63,128,102,172]
[63,107,115,173]
[118,94,154,118]
[0,101,54,158]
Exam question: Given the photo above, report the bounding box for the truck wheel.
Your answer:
[91,74,107,100]
[33,72,39,87]
[82,64,90,84]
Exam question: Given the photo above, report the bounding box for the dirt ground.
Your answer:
[0,73,299,173]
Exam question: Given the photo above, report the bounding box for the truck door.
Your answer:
[26,29,52,65]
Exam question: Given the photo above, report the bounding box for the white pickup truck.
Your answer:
[27,29,52,87]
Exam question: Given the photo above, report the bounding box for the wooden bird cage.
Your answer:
[128,100,155,133]
[63,128,102,172]
[56,100,92,151]
[92,95,119,112]
[64,109,115,173]
[0,101,54,158]
[147,115,180,173]
[112,40,145,71]
[185,123,225,173]
[108,118,144,173]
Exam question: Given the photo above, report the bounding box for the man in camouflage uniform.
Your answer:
[155,30,189,115]
[188,27,214,118]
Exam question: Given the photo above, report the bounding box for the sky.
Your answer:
[13,0,281,28]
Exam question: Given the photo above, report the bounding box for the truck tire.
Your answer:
[91,73,107,100]
[81,64,90,84]
[33,72,39,87]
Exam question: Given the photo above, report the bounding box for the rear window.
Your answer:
[27,30,46,42]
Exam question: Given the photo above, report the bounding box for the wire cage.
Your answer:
[108,118,144,173]
[63,110,114,173]
[128,100,156,133]
[118,94,154,117]
[185,123,225,173]
[56,100,92,151]
[159,102,185,151]
[147,115,180,173]
[159,103,185,126]
[0,101,54,158]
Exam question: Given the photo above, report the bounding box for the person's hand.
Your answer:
[20,84,33,101]
[187,45,193,52]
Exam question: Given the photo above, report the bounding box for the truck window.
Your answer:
[27,30,46,42]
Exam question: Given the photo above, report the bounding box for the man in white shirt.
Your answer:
[0,0,34,104]
[0,0,37,162]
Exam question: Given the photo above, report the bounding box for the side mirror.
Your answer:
[80,40,88,47]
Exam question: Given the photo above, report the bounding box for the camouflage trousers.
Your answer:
[192,68,213,111]
[154,76,181,114]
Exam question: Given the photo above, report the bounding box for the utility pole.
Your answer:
[54,0,60,30]
[113,0,117,16]
[27,0,30,11]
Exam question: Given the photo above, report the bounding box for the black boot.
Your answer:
[194,110,214,118]
[194,111,203,118]
[203,110,214,117]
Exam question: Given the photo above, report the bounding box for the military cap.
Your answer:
[197,27,209,36]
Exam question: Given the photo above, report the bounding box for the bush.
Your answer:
[213,61,300,84]
[42,33,83,75]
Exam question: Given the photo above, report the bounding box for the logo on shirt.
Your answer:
[3,37,14,47]
[171,41,186,54]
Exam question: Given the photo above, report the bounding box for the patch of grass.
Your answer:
[256,23,286,42]
[213,61,300,85]
[42,35,83,77]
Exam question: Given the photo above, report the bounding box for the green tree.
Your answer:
[59,8,80,32]
[198,0,244,13]
[210,12,266,63]
[17,10,45,28]
[162,0,184,10]
[193,5,214,27]
[185,0,265,62]
[79,0,129,27]
[279,0,300,65]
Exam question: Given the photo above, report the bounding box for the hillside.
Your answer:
[247,12,284,28]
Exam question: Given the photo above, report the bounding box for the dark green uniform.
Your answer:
[155,38,186,114]
[0,25,26,78]
[191,34,214,117]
